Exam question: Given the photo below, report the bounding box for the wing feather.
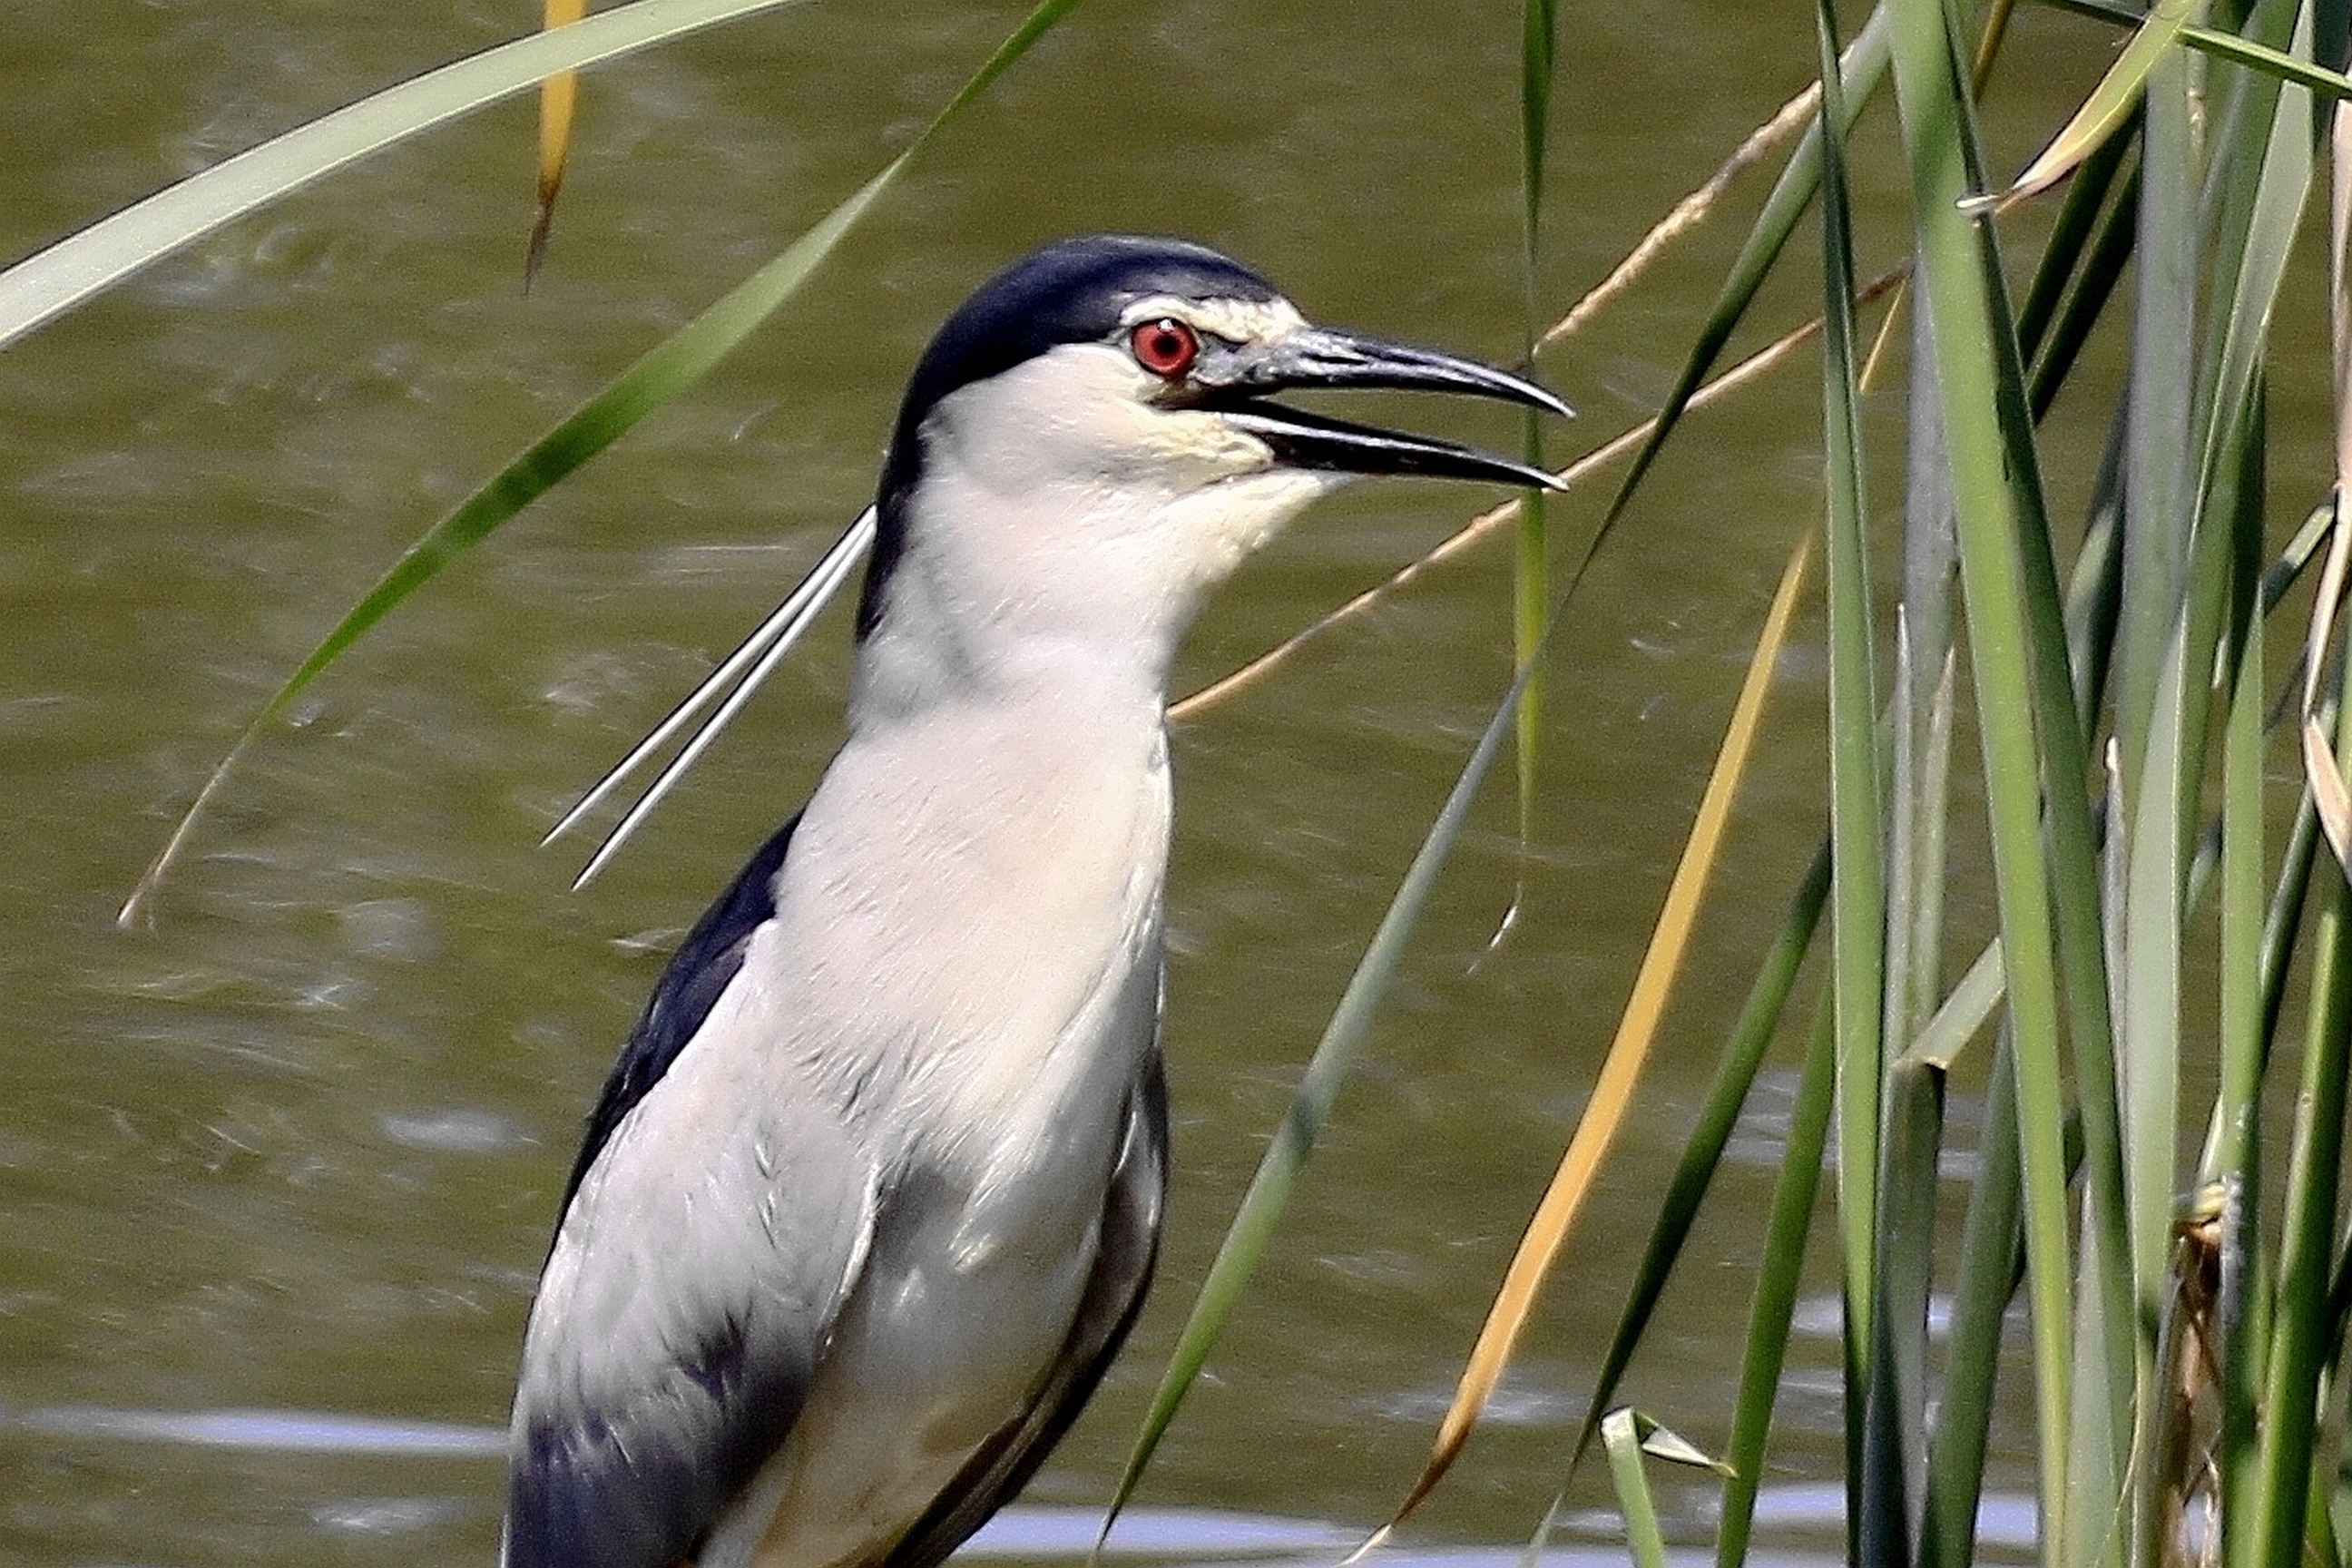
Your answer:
[505,1076,875,1568]
[562,813,802,1214]
[505,811,870,1568]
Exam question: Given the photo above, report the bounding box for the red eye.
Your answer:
[1129,318,1199,378]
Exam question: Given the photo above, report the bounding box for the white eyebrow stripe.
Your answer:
[1119,295,1307,344]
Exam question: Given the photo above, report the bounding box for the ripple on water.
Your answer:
[309,1494,468,1534]
[377,1107,532,1155]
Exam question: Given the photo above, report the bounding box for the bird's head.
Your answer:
[853,235,1570,706]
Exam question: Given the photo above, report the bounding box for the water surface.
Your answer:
[0,2,2113,1561]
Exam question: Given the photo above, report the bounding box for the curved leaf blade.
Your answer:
[0,0,817,349]
[2005,0,2191,201]
[120,0,1088,920]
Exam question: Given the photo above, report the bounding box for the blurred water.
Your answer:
[0,1402,2042,1565]
[0,1,2111,1563]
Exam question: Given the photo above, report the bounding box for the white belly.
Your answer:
[698,1051,1132,1568]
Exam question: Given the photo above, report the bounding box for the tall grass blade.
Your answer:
[1716,999,1838,1568]
[2250,795,2352,1566]
[1880,622,1940,1059]
[2025,154,2141,421]
[1600,1411,1728,1567]
[2063,1181,2126,1568]
[2192,3,2314,562]
[1917,1037,2024,1568]
[2116,593,2193,1565]
[1883,0,2081,1540]
[2174,25,2352,99]
[2301,540,2352,866]
[1860,1059,1944,1568]
[1513,0,1560,912]
[2250,96,2352,1563]
[2014,106,2137,369]
[1974,44,2143,1503]
[1513,456,1548,906]
[2212,440,2269,1566]
[1905,939,2004,1066]
[0,0,815,349]
[2065,421,2131,728]
[2040,0,2352,93]
[1886,311,1958,1071]
[1812,0,1888,1396]
[2259,794,2325,1050]
[2171,6,2324,1493]
[1601,1410,1674,1568]
[2310,108,2352,872]
[2110,23,2195,800]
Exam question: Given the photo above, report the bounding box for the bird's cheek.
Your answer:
[1136,413,1278,490]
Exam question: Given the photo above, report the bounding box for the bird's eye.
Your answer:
[1129,318,1199,379]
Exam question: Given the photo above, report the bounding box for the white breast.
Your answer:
[694,687,1173,1568]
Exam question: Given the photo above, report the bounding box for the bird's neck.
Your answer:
[846,616,1173,747]
[846,481,1203,732]
[847,552,1185,735]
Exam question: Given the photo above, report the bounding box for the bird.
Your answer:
[501,233,1571,1568]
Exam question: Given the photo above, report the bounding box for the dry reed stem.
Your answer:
[1536,82,1823,354]
[1170,264,1910,722]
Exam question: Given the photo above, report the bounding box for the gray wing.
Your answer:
[877,1051,1171,1568]
[503,956,876,1568]
[557,813,801,1216]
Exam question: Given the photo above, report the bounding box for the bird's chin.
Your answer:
[1166,466,1351,581]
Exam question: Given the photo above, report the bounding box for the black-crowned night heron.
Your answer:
[504,234,1570,1568]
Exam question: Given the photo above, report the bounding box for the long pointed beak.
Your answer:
[1200,326,1572,490]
